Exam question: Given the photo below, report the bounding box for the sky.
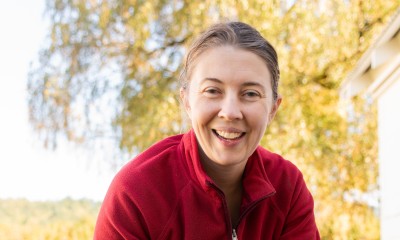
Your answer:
[0,0,116,201]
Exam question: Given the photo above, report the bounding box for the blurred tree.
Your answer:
[0,198,100,239]
[28,0,400,238]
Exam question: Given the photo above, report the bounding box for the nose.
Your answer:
[218,94,243,121]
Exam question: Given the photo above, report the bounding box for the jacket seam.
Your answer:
[156,180,193,240]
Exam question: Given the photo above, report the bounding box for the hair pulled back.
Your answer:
[180,22,280,101]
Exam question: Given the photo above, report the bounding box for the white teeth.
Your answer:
[215,130,242,139]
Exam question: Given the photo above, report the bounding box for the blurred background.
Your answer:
[1,0,399,239]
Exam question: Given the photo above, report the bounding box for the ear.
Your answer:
[180,87,191,119]
[268,95,282,123]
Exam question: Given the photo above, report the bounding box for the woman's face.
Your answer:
[181,45,281,167]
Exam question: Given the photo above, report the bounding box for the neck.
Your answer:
[198,147,245,225]
[198,149,245,192]
[206,163,243,193]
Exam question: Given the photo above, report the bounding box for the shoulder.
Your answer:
[256,146,303,181]
[99,134,191,237]
[256,146,312,210]
[112,134,188,193]
[95,134,189,239]
[132,134,184,168]
[255,148,319,238]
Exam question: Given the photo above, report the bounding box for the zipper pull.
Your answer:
[232,229,238,240]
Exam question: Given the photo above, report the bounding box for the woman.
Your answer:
[94,21,320,239]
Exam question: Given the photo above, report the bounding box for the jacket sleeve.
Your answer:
[279,173,320,240]
[93,176,150,240]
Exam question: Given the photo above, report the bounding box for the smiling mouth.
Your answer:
[212,129,245,140]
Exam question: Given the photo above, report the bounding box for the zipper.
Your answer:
[231,191,276,239]
[234,191,276,228]
[207,181,234,239]
[207,180,275,239]
[232,229,238,240]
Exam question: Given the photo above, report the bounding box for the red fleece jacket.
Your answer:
[94,130,320,239]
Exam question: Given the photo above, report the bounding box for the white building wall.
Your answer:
[378,77,400,240]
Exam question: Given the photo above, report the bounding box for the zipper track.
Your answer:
[207,181,233,239]
[232,229,238,240]
[207,180,276,238]
[233,191,276,229]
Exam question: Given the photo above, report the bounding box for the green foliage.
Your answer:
[27,0,400,238]
[0,198,100,240]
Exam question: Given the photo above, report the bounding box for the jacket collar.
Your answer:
[179,130,276,203]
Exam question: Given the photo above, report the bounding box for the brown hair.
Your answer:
[180,21,280,101]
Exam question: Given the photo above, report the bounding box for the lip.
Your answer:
[212,128,246,146]
[213,127,245,133]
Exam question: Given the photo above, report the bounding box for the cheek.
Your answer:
[246,104,270,128]
[189,98,219,124]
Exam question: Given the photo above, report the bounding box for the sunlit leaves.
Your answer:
[28,0,400,238]
[0,198,100,240]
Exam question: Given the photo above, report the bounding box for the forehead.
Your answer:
[190,46,272,87]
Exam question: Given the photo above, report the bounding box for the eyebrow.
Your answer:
[202,77,266,89]
[202,77,223,84]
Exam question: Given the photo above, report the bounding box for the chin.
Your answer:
[214,155,246,166]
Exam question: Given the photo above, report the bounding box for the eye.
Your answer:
[242,90,261,100]
[203,87,221,98]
